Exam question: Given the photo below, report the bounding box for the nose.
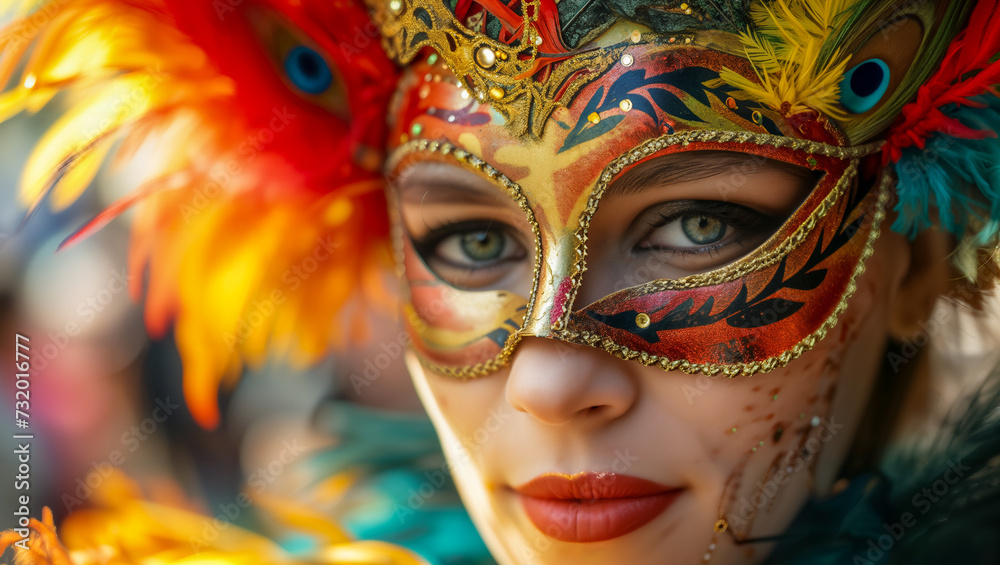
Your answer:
[505,337,638,427]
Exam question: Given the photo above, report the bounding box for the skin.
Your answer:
[395,154,926,564]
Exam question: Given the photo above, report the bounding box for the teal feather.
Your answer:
[298,400,495,565]
[891,95,1000,245]
[765,362,1000,564]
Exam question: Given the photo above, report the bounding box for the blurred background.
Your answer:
[0,93,356,558]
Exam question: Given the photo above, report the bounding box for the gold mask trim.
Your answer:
[388,134,887,380]
[551,130,883,332]
[387,139,542,378]
[552,172,891,378]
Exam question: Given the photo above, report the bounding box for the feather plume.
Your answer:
[0,471,426,564]
[892,98,1000,276]
[885,0,1000,285]
[883,0,1000,164]
[1,0,399,428]
[720,0,860,119]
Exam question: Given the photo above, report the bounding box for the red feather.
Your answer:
[883,0,1000,165]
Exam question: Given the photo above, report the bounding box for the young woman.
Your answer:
[3,0,999,563]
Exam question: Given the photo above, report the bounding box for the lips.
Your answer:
[514,472,682,543]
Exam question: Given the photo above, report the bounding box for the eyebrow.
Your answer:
[396,166,510,206]
[398,180,510,207]
[604,152,813,198]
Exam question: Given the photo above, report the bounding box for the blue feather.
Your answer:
[891,95,1000,245]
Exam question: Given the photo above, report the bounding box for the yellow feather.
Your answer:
[18,74,155,209]
[722,0,859,119]
[51,139,111,209]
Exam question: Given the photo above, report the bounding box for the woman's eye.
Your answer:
[633,201,782,276]
[640,210,742,252]
[438,229,514,265]
[411,222,529,290]
[680,215,726,245]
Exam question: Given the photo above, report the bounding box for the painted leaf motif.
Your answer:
[726,298,804,329]
[648,88,704,123]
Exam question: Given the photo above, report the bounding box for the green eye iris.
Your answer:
[460,230,506,261]
[681,215,726,245]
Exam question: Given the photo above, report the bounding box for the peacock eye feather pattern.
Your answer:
[0,0,400,429]
[719,0,861,120]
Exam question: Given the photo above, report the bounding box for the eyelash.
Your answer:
[412,219,520,267]
[639,201,779,255]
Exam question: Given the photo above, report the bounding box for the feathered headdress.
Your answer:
[1,0,398,428]
[881,0,1000,254]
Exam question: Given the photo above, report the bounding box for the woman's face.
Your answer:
[384,46,910,562]
[392,150,909,564]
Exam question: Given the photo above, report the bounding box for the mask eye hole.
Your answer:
[840,58,890,114]
[284,46,333,94]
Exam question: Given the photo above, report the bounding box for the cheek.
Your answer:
[410,358,510,457]
[654,238,901,542]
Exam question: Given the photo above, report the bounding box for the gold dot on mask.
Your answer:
[635,312,650,328]
[714,519,728,533]
[630,30,642,43]
[752,110,763,124]
[476,47,496,68]
[621,53,634,66]
[489,86,505,100]
[588,112,600,124]
[389,0,402,13]
[620,99,633,112]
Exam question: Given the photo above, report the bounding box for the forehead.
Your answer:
[387,42,844,225]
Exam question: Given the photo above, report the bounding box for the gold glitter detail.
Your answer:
[489,86,505,100]
[630,30,642,43]
[588,112,600,124]
[635,312,650,328]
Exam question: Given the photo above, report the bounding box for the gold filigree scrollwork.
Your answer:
[370,0,625,138]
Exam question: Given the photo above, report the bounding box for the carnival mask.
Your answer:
[373,0,970,378]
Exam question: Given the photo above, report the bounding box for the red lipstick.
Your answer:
[514,472,682,543]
